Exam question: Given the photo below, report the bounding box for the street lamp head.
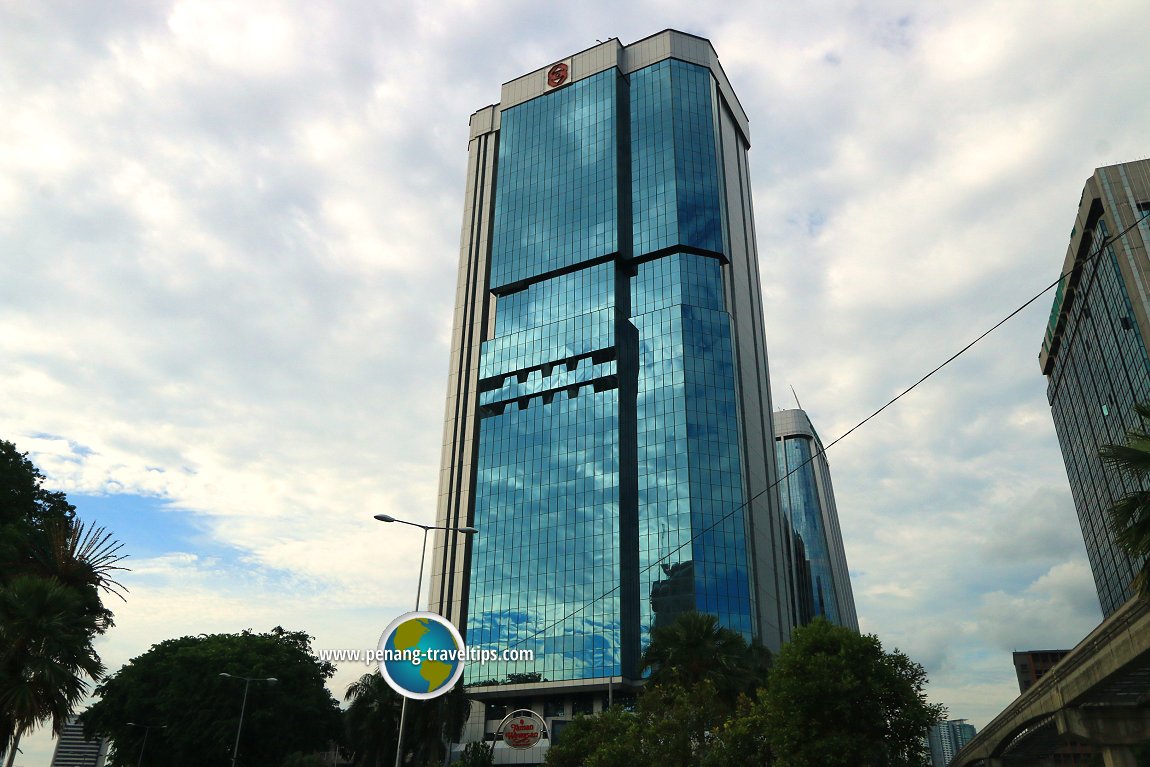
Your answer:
[459,526,479,535]
[265,677,279,684]
[219,672,232,678]
[374,514,397,523]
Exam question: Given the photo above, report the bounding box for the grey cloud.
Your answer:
[6,6,1150,762]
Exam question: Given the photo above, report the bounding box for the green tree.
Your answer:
[80,628,342,766]
[546,682,747,767]
[1099,401,1150,598]
[0,440,125,765]
[0,440,75,530]
[457,740,494,767]
[343,672,470,767]
[544,704,640,767]
[343,673,400,767]
[640,611,769,707]
[0,576,105,767]
[762,619,943,767]
[702,693,773,767]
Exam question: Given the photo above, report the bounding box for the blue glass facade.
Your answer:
[462,56,758,684]
[772,408,858,632]
[1044,177,1150,616]
[633,254,751,637]
[776,435,843,626]
[630,60,725,258]
[435,34,786,701]
[489,71,620,291]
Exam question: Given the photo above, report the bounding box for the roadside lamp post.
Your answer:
[218,672,277,767]
[373,514,477,767]
[125,722,166,767]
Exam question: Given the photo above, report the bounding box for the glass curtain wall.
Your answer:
[466,59,754,684]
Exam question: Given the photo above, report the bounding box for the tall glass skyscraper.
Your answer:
[1040,160,1150,617]
[429,31,795,714]
[774,409,858,631]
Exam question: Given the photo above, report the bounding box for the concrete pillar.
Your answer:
[1055,707,1150,745]
[1100,745,1138,767]
[1054,708,1150,767]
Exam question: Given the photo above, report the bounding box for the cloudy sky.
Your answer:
[5,1,1149,762]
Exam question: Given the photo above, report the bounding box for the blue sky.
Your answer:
[5,1,1150,763]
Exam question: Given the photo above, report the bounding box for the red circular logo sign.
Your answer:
[503,715,543,749]
[547,63,569,88]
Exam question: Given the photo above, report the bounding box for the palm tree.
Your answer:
[0,447,126,764]
[640,611,768,707]
[344,673,402,767]
[1099,401,1150,598]
[343,673,472,767]
[0,576,106,767]
[407,682,471,765]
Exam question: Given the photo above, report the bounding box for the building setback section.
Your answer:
[428,29,791,700]
[1040,160,1150,616]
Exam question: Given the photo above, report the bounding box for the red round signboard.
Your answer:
[503,716,542,749]
[547,63,569,87]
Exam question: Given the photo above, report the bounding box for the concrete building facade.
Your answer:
[1040,160,1150,616]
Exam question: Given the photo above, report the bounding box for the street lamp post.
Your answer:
[219,672,277,767]
[125,723,166,767]
[374,514,477,767]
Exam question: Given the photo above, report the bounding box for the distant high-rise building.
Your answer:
[1011,651,1098,764]
[773,408,858,630]
[1013,649,1070,693]
[1040,160,1150,616]
[428,30,797,751]
[928,719,976,767]
[49,717,107,767]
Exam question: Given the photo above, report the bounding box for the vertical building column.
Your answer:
[429,106,499,627]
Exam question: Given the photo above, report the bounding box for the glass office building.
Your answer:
[1040,160,1150,616]
[774,409,858,631]
[429,31,794,704]
[928,720,977,767]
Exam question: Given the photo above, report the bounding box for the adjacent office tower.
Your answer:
[928,720,976,767]
[49,716,108,767]
[1040,160,1150,616]
[773,409,858,630]
[430,30,793,701]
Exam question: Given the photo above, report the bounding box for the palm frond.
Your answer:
[1102,401,1150,600]
[1100,443,1150,479]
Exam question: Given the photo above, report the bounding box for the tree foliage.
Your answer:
[762,619,943,767]
[342,672,471,767]
[640,611,770,708]
[0,439,125,761]
[0,440,75,530]
[80,628,342,767]
[457,740,494,767]
[1099,400,1150,598]
[545,682,770,767]
[547,612,942,767]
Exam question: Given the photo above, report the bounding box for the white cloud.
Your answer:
[5,1,1150,762]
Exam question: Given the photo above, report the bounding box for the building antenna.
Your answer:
[790,385,803,411]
